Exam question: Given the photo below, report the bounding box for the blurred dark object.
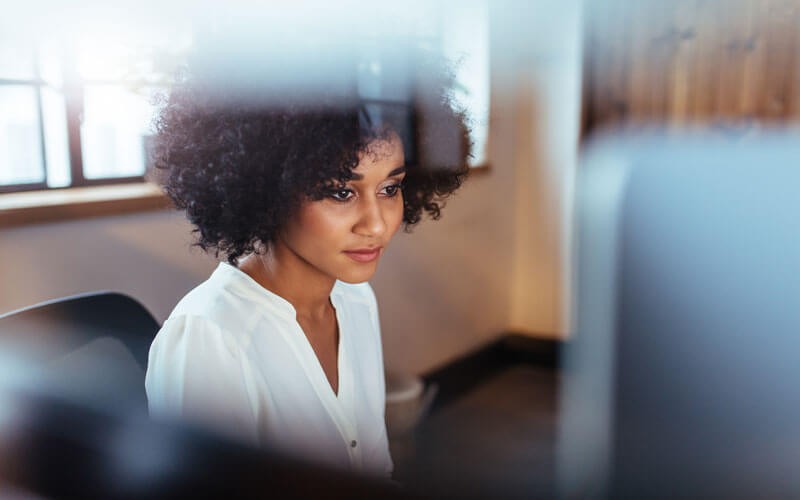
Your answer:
[0,383,416,499]
[559,132,800,498]
[0,292,159,413]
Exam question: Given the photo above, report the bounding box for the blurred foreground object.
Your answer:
[559,131,800,498]
[0,293,414,498]
[0,374,414,498]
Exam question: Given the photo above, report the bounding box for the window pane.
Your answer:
[0,86,44,185]
[81,85,161,180]
[0,38,36,80]
[41,87,70,188]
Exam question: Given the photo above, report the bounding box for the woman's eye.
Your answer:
[382,183,402,197]
[329,189,354,201]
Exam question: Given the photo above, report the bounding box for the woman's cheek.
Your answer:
[389,200,404,236]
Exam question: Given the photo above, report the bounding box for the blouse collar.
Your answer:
[213,261,346,319]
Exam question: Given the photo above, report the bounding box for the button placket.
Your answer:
[330,292,361,469]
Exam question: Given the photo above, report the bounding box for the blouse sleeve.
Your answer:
[145,314,261,446]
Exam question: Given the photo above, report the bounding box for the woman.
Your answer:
[144,49,469,478]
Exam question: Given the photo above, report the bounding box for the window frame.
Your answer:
[0,47,151,195]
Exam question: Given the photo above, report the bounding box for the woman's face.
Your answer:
[277,135,406,284]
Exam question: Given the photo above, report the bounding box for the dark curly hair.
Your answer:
[153,45,471,265]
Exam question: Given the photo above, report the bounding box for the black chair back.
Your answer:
[0,292,159,413]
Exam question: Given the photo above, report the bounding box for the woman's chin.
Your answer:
[336,264,379,284]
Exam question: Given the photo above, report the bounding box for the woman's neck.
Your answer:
[239,246,335,319]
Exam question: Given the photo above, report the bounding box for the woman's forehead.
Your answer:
[351,137,405,179]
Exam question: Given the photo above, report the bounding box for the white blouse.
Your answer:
[145,262,393,477]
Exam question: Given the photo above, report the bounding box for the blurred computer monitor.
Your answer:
[558,131,800,498]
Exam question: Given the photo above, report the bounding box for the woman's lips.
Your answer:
[343,247,382,263]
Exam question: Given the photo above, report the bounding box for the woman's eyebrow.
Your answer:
[387,166,407,177]
[350,166,407,180]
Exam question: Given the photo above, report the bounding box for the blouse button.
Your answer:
[350,440,357,448]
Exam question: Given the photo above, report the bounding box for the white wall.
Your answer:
[0,211,217,323]
[499,0,584,338]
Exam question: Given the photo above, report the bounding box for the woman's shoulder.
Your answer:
[155,271,254,354]
[168,262,292,330]
[165,276,243,331]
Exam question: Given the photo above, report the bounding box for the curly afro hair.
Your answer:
[153,46,471,265]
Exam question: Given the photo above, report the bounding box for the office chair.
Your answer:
[0,291,159,413]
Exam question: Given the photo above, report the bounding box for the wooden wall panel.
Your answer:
[584,0,800,133]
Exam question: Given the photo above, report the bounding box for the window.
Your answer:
[0,33,188,194]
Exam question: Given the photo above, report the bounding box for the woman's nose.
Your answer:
[354,198,387,237]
